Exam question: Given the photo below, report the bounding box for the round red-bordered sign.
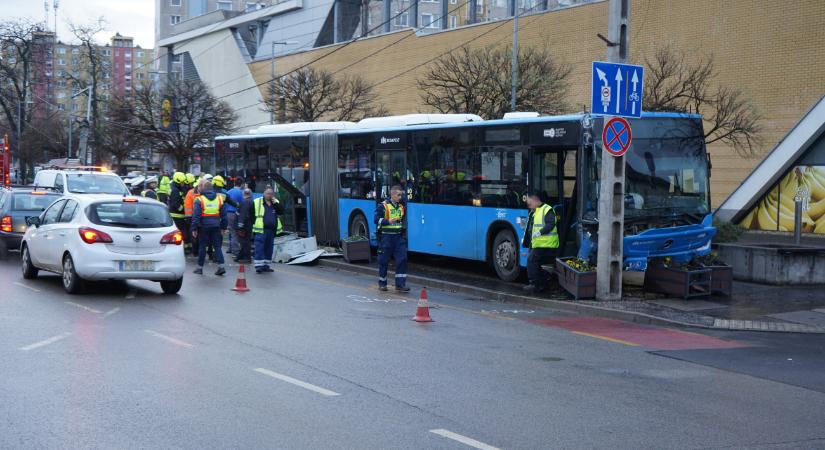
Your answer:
[602,117,632,157]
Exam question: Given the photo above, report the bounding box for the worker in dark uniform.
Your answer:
[374,185,409,292]
[168,172,190,253]
[521,192,560,293]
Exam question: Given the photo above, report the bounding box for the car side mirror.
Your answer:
[26,217,40,228]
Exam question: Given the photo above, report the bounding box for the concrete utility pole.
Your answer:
[510,0,518,111]
[595,0,629,301]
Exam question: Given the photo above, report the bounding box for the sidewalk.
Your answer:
[318,256,825,334]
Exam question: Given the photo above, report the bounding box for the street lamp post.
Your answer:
[270,41,298,124]
[68,87,91,159]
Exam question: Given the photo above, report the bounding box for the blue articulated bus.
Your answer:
[212,112,715,280]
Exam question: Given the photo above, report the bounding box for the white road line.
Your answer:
[19,332,72,351]
[102,307,120,318]
[144,330,193,348]
[13,282,41,293]
[64,301,102,314]
[429,429,502,450]
[253,368,341,397]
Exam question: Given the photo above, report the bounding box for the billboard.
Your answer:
[739,166,825,234]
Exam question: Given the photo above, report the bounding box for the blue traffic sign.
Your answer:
[591,61,644,118]
[602,117,632,157]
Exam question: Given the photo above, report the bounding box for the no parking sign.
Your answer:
[602,117,632,157]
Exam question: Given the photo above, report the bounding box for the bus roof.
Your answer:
[215,112,702,141]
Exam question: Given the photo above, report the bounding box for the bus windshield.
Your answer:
[589,118,710,222]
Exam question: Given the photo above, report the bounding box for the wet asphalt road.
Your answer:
[2,255,825,450]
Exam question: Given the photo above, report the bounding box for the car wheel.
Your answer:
[21,245,38,279]
[349,213,369,239]
[62,254,83,295]
[160,278,183,295]
[492,229,521,282]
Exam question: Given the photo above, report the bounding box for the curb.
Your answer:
[317,259,825,334]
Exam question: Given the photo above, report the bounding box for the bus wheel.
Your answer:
[492,230,520,282]
[349,214,369,239]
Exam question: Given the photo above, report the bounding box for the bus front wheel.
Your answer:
[492,230,521,282]
[349,213,369,239]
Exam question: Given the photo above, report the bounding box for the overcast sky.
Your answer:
[3,0,155,48]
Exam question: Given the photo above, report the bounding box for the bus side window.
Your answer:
[479,146,528,208]
[338,142,374,199]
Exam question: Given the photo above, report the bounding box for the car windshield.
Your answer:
[86,202,173,228]
[67,173,129,194]
[12,193,61,211]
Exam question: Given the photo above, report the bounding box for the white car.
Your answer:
[20,194,186,294]
[33,168,130,196]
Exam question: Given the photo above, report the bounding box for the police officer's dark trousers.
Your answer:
[197,227,224,267]
[527,248,555,288]
[378,233,407,288]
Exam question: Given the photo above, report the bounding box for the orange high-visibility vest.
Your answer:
[184,189,196,217]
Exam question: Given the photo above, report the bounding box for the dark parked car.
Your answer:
[0,187,62,259]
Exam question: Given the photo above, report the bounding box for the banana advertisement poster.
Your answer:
[739,166,825,234]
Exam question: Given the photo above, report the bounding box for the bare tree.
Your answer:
[129,80,236,169]
[418,45,571,119]
[99,93,148,174]
[643,44,762,156]
[263,67,386,122]
[67,17,107,164]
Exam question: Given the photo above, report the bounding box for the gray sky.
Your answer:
[3,0,155,48]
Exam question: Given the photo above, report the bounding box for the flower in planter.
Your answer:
[564,258,595,272]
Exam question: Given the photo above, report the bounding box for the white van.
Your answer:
[34,169,130,196]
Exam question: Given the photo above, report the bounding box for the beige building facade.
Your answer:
[248,0,825,208]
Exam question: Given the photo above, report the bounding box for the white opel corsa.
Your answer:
[20,194,186,294]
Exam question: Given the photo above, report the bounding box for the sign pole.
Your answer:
[596,0,630,301]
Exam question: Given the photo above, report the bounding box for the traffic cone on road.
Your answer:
[412,287,433,322]
[231,264,251,292]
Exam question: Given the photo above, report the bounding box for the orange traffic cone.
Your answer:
[412,287,433,322]
[232,264,250,292]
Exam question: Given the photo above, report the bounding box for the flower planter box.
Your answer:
[704,264,733,297]
[644,263,712,299]
[555,257,596,300]
[342,239,371,263]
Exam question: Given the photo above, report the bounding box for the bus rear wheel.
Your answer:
[349,213,369,239]
[492,230,520,282]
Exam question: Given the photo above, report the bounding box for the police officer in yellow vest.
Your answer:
[191,181,228,276]
[521,192,560,293]
[250,188,283,273]
[374,185,409,292]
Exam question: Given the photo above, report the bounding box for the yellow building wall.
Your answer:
[248,0,825,208]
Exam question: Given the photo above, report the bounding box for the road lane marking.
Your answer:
[13,282,41,293]
[429,429,501,450]
[571,331,639,346]
[19,332,72,351]
[144,330,193,348]
[64,301,102,314]
[102,307,120,318]
[253,368,341,397]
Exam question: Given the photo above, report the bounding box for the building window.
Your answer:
[57,47,66,54]
[421,0,438,3]
[72,48,79,54]
[172,54,182,63]
[477,0,484,13]
[56,79,66,87]
[125,85,132,91]
[170,15,182,25]
[246,2,258,12]
[57,103,65,110]
[71,103,78,111]
[393,12,409,27]
[422,13,439,28]
[125,52,132,59]
[170,0,181,5]
[137,72,145,80]
[57,92,66,99]
[217,1,232,10]
[125,63,132,69]
[57,59,65,65]
[136,50,144,57]
[451,0,457,3]
[450,15,457,28]
[102,49,111,56]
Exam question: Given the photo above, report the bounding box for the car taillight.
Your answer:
[1,216,11,233]
[160,230,183,245]
[78,227,113,244]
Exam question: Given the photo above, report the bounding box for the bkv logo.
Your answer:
[380,136,400,145]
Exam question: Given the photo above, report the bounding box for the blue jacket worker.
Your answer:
[521,192,559,293]
[374,185,410,292]
[251,188,282,274]
[191,181,228,276]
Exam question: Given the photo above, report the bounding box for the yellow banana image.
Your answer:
[807,198,825,220]
[756,202,779,230]
[740,208,756,229]
[802,167,825,201]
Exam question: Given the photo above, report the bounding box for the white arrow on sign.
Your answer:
[631,70,639,115]
[614,69,623,114]
[596,68,609,112]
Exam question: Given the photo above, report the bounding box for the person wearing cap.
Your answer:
[374,185,409,292]
[168,172,190,252]
[521,192,559,293]
[141,177,158,200]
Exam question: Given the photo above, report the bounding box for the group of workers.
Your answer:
[143,171,558,293]
[143,172,284,275]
